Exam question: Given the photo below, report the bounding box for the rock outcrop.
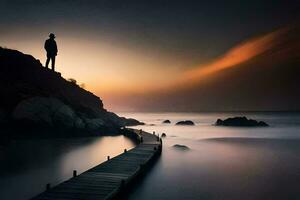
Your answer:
[162,120,171,124]
[215,117,269,127]
[175,120,195,125]
[0,47,143,138]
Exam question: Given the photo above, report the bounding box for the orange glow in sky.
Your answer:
[0,25,292,110]
[178,27,288,85]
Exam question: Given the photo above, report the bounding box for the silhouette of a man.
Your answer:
[44,33,58,71]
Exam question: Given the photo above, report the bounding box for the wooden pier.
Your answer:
[31,129,162,200]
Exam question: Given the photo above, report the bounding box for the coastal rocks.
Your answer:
[172,144,190,151]
[162,120,171,124]
[176,120,195,125]
[0,47,144,137]
[161,133,167,137]
[13,97,76,127]
[85,118,105,130]
[74,117,85,129]
[12,97,124,131]
[215,117,269,127]
[121,117,145,126]
[102,112,144,127]
[11,96,144,133]
[0,108,5,123]
[53,104,76,128]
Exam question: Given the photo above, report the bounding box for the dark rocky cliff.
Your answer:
[0,47,142,139]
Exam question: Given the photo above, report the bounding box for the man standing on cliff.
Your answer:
[44,33,58,71]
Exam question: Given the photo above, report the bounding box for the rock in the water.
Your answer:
[176,120,195,125]
[163,120,171,124]
[172,144,190,150]
[161,133,166,137]
[215,116,269,127]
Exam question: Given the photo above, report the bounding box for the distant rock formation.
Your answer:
[172,144,190,150]
[162,120,171,124]
[175,120,195,125]
[0,47,143,138]
[215,117,269,127]
[161,133,166,137]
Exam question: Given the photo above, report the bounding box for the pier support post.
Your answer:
[120,179,125,191]
[140,164,144,171]
[46,183,51,191]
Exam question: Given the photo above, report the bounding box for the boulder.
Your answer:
[161,133,167,137]
[162,120,171,124]
[172,144,190,151]
[0,108,5,122]
[53,104,76,128]
[175,120,195,125]
[85,118,105,130]
[215,116,269,127]
[13,97,76,127]
[120,117,145,126]
[74,117,85,129]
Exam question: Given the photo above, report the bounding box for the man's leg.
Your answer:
[45,56,50,68]
[51,56,55,71]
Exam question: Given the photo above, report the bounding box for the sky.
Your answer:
[0,0,299,111]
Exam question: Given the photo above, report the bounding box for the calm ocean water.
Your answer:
[119,112,300,200]
[1,112,299,200]
[0,136,135,200]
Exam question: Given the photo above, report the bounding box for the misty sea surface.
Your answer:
[119,112,300,200]
[0,135,135,200]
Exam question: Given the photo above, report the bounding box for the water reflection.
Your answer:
[0,135,135,200]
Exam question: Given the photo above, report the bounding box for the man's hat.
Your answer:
[49,33,56,38]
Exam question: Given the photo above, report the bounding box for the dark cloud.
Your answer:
[1,0,298,62]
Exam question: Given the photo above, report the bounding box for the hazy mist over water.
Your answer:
[119,112,300,200]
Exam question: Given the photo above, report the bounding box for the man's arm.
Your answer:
[54,41,58,55]
[44,40,48,51]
